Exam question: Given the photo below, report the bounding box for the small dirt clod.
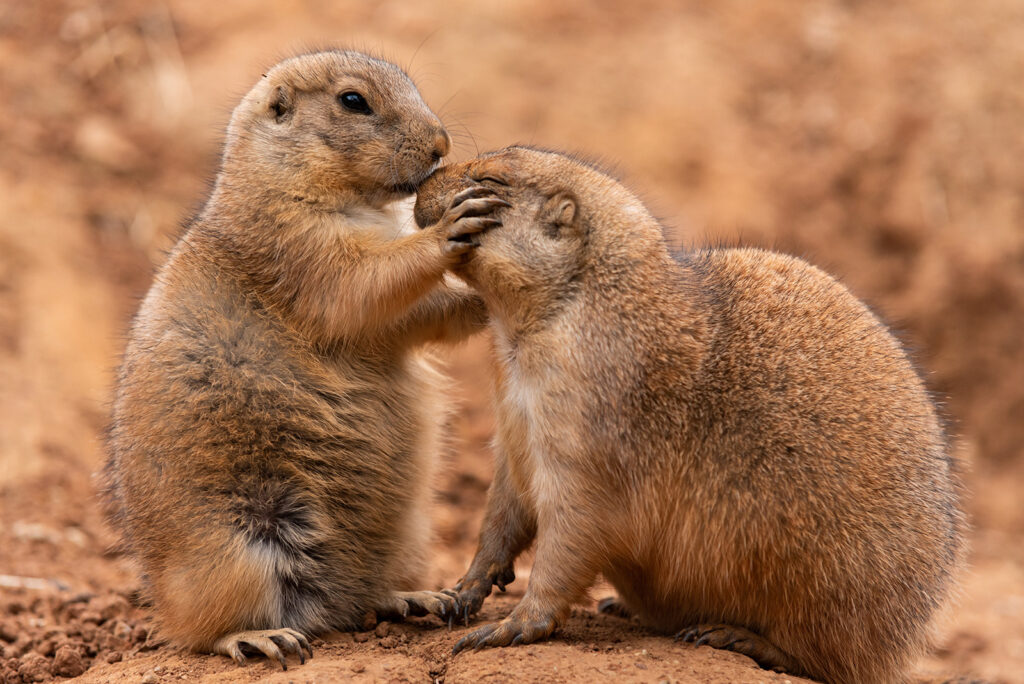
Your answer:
[52,645,85,677]
[0,621,19,644]
[18,652,52,682]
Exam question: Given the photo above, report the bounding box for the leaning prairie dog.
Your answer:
[100,51,507,669]
[413,146,964,684]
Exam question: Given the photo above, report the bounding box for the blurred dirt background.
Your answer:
[1,0,1023,682]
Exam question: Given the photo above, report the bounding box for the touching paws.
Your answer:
[432,185,510,258]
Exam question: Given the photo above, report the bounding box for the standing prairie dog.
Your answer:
[413,146,965,684]
[100,51,507,669]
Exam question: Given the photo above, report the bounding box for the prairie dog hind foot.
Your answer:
[597,596,633,619]
[452,603,557,654]
[677,623,801,675]
[378,590,459,623]
[213,628,313,670]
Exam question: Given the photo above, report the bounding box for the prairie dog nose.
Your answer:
[432,128,452,161]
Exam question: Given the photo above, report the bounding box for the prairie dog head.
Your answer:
[225,50,450,208]
[414,147,661,324]
[415,147,588,297]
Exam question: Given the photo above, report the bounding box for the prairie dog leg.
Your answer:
[452,521,597,654]
[450,456,537,623]
[388,287,488,345]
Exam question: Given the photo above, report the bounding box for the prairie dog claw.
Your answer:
[213,628,312,670]
[379,590,460,623]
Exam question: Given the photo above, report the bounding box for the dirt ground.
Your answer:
[1,1,1023,682]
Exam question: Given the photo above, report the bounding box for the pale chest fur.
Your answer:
[491,320,588,511]
[314,196,418,242]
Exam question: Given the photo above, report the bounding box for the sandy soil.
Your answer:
[1,1,1022,682]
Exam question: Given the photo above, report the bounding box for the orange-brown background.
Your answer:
[1,1,1021,682]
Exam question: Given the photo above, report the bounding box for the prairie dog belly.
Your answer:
[389,352,450,588]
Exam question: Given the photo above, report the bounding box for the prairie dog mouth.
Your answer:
[390,160,441,195]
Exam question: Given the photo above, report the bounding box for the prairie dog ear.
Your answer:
[268,84,294,123]
[539,191,579,237]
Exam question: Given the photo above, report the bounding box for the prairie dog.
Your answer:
[100,51,506,669]
[413,146,964,684]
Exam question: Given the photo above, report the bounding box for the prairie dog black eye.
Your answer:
[338,91,372,114]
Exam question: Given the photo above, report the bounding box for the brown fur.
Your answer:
[100,51,494,665]
[414,146,966,684]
